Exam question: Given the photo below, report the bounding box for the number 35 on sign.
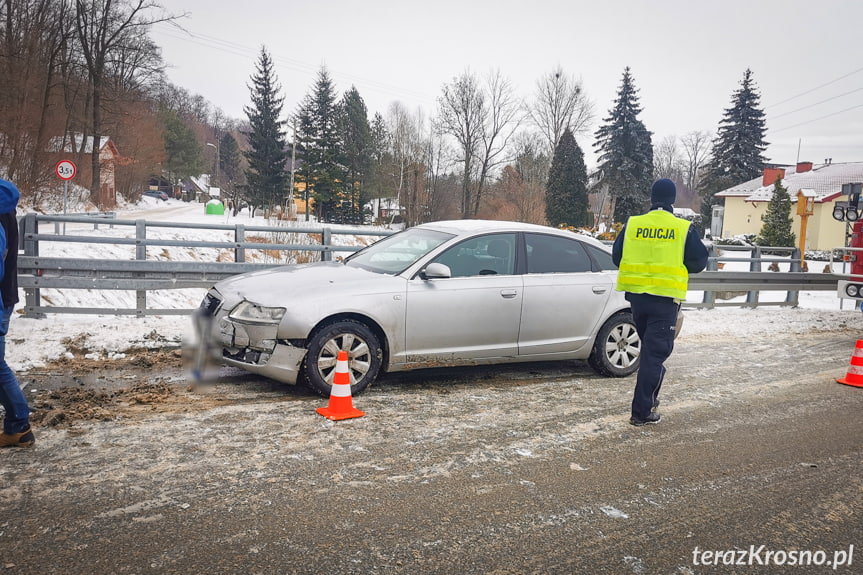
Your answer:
[55,160,76,180]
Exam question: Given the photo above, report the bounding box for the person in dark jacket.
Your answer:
[612,178,709,426]
[0,179,33,447]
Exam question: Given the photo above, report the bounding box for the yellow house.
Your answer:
[715,161,863,250]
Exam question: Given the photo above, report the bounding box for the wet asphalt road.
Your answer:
[1,327,861,574]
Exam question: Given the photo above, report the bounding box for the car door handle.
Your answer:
[592,286,608,294]
[500,289,518,298]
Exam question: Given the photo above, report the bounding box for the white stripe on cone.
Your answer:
[330,356,352,396]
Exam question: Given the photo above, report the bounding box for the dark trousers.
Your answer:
[627,293,680,419]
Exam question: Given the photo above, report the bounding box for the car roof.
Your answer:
[416,219,610,250]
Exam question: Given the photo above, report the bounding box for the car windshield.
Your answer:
[345,227,454,274]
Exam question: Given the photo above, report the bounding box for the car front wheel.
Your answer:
[303,319,383,397]
[588,312,640,377]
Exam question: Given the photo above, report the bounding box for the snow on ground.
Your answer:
[6,198,861,373]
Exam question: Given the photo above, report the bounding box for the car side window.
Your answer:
[585,243,618,271]
[431,233,516,278]
[525,233,592,274]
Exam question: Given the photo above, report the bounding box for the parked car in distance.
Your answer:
[194,220,641,397]
[143,190,169,201]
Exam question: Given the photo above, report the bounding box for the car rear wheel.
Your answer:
[588,312,640,377]
[303,319,383,397]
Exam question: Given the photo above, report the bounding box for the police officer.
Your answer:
[612,178,708,426]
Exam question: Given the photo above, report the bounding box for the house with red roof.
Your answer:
[49,133,120,207]
[715,160,863,250]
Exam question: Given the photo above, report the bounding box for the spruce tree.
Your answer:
[756,175,796,248]
[337,86,372,224]
[593,67,654,224]
[545,128,590,227]
[160,108,203,182]
[219,132,242,187]
[701,69,768,222]
[366,113,393,200]
[296,66,345,222]
[243,47,288,215]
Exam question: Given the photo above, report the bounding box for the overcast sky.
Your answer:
[152,0,863,170]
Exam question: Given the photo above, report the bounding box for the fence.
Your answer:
[696,244,807,308]
[16,213,842,316]
[17,213,391,317]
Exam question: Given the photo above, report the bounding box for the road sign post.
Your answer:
[55,160,76,233]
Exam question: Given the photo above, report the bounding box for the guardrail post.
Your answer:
[745,246,761,307]
[749,246,762,272]
[321,228,333,262]
[702,244,718,308]
[135,220,146,317]
[786,248,801,305]
[235,224,245,262]
[21,213,45,319]
[321,228,332,262]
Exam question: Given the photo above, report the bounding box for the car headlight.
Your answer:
[846,284,860,298]
[228,301,286,324]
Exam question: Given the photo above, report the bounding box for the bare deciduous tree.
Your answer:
[0,0,76,196]
[510,132,549,224]
[74,0,182,207]
[680,129,712,193]
[385,102,429,226]
[437,69,521,218]
[654,134,684,181]
[473,69,522,217]
[424,120,452,222]
[528,65,595,156]
[437,70,483,218]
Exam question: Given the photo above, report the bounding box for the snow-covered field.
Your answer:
[7,198,861,373]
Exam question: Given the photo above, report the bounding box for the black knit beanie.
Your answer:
[650,178,676,206]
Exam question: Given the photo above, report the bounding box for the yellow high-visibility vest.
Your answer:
[616,210,692,300]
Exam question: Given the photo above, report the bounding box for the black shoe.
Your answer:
[629,413,661,426]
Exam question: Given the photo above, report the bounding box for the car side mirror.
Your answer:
[421,262,451,279]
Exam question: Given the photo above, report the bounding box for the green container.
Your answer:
[205,201,224,215]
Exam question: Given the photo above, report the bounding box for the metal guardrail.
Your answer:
[688,271,840,308]
[695,244,808,307]
[15,214,844,316]
[52,210,116,231]
[17,213,391,317]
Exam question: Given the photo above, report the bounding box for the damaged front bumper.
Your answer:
[198,291,308,385]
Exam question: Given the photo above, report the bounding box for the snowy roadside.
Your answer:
[6,199,861,373]
[8,198,391,372]
[10,293,859,374]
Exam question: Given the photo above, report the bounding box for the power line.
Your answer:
[770,102,863,134]
[761,66,863,136]
[153,22,435,108]
[764,66,863,108]
[770,86,863,120]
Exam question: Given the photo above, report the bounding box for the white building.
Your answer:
[715,161,863,250]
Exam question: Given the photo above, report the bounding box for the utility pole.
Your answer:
[206,142,219,199]
[288,117,296,219]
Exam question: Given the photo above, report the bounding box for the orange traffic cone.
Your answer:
[316,350,366,420]
[837,339,863,388]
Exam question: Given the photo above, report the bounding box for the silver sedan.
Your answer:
[194,220,640,396]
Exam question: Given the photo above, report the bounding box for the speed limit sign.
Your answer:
[56,159,76,180]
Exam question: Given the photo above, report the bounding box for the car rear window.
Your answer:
[585,243,618,271]
[525,233,592,273]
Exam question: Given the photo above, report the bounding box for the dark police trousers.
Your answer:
[627,292,680,419]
